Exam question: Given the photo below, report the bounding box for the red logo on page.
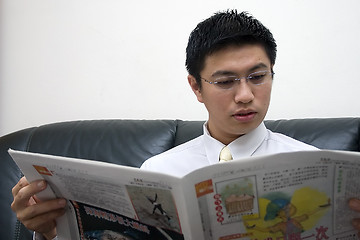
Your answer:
[33,165,53,176]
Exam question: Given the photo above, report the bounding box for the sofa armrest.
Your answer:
[0,128,37,240]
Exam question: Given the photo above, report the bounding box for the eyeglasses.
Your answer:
[201,70,274,90]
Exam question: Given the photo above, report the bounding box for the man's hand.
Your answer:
[11,177,66,240]
[349,198,360,237]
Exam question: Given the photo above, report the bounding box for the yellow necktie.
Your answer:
[219,146,233,163]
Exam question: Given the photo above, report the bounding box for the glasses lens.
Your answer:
[248,71,270,85]
[214,76,237,89]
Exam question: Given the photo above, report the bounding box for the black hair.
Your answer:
[185,10,277,86]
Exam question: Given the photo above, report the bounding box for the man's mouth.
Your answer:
[232,111,257,121]
[235,112,254,116]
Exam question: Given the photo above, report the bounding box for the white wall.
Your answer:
[1,0,360,136]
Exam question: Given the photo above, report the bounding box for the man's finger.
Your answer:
[11,180,47,211]
[21,207,65,234]
[16,198,66,221]
[12,177,29,197]
[349,198,360,211]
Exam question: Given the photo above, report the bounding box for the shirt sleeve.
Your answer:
[33,232,58,240]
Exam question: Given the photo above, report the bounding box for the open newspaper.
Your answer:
[9,149,360,240]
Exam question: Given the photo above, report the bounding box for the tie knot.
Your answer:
[219,146,233,163]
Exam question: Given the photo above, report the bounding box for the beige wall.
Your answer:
[1,0,360,136]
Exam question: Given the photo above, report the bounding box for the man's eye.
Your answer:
[215,79,235,88]
[216,80,234,85]
[249,74,265,80]
[249,73,266,83]
[214,76,236,85]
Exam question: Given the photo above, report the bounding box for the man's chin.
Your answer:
[231,121,261,136]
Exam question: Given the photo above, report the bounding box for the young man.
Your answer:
[141,10,317,177]
[11,10,360,240]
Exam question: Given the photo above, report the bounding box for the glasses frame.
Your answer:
[201,70,275,90]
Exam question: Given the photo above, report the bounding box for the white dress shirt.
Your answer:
[141,122,317,177]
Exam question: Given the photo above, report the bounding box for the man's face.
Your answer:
[188,44,273,144]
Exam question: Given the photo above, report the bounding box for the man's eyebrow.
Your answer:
[248,63,269,72]
[211,70,237,77]
[211,63,270,78]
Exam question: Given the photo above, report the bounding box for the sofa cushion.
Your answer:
[0,118,359,240]
[265,118,360,151]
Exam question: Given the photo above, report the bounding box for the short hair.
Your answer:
[185,10,277,86]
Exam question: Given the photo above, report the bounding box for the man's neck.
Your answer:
[205,123,245,145]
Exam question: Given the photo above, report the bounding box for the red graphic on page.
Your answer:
[33,165,53,176]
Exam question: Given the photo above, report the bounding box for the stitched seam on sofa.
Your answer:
[13,219,22,240]
[173,119,181,147]
[25,127,38,152]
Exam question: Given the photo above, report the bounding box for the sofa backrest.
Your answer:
[0,118,359,239]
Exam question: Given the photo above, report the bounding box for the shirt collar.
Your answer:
[203,122,267,164]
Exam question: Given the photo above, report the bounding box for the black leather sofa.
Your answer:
[1,118,359,240]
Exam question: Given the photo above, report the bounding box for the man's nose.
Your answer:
[233,80,255,104]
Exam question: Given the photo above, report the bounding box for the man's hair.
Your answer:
[185,10,277,86]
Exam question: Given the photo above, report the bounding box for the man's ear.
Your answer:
[188,75,203,103]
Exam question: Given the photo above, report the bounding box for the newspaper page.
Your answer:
[9,149,195,240]
[183,150,360,240]
[9,149,360,240]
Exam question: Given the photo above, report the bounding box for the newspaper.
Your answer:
[8,149,360,240]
